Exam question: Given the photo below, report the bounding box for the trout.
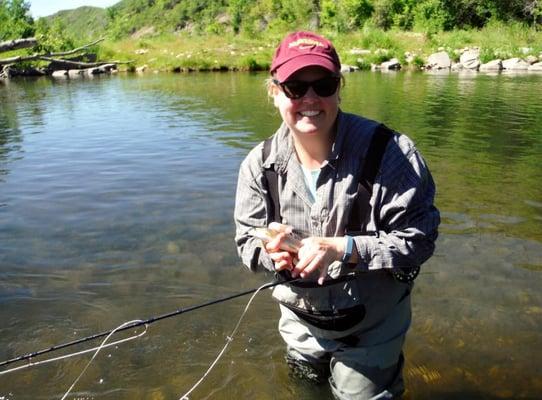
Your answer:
[248,227,302,253]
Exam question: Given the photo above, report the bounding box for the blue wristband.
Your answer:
[341,235,354,264]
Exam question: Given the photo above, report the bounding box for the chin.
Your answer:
[294,123,322,135]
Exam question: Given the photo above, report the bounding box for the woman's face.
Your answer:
[272,66,340,139]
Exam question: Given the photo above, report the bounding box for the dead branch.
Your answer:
[39,56,133,68]
[0,38,105,65]
[0,38,38,53]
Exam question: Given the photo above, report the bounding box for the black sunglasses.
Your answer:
[273,76,341,99]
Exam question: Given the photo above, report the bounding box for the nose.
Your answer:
[301,86,319,101]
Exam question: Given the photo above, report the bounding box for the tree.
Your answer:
[0,0,34,40]
[524,0,542,25]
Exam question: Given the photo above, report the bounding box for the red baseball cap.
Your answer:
[270,31,341,82]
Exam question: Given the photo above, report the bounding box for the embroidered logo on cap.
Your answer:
[288,38,325,50]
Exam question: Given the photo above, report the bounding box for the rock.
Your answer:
[131,26,155,39]
[349,48,371,55]
[479,59,502,72]
[135,49,148,55]
[340,64,359,72]
[68,69,85,78]
[99,63,116,73]
[381,58,401,70]
[528,62,542,71]
[216,12,231,25]
[86,67,101,75]
[526,55,538,65]
[502,58,530,70]
[520,47,532,55]
[52,70,68,78]
[427,51,451,70]
[460,49,480,70]
[136,65,148,73]
[451,62,464,71]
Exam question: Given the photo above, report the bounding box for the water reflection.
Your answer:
[0,72,541,399]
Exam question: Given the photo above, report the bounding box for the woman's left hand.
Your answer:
[292,237,345,285]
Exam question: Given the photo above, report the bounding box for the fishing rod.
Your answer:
[0,277,299,370]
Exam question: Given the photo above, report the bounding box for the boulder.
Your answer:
[68,69,84,78]
[460,49,480,70]
[528,62,542,71]
[502,58,529,70]
[86,67,101,75]
[52,70,68,78]
[136,65,148,73]
[99,63,116,73]
[381,58,401,70]
[427,51,451,69]
[451,63,464,71]
[341,64,358,73]
[479,59,502,72]
[526,55,539,65]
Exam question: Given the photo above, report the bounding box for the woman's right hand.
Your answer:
[264,222,297,271]
[268,250,296,271]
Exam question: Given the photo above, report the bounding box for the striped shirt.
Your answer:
[234,111,440,275]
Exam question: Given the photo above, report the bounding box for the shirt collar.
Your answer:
[263,110,346,173]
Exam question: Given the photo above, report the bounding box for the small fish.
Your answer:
[249,227,302,253]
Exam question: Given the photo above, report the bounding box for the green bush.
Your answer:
[412,0,453,33]
[0,0,34,40]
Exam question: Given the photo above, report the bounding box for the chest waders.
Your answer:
[260,124,419,333]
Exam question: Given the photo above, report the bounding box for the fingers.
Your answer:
[268,222,293,234]
[269,251,294,271]
[292,237,341,283]
[318,263,329,286]
[294,251,323,279]
[265,231,288,253]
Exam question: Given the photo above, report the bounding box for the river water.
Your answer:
[1,71,541,399]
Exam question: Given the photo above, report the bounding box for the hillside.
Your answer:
[43,6,109,41]
[102,0,541,40]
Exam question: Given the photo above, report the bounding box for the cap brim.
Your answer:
[275,54,339,81]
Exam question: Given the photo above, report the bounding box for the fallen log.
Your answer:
[0,38,105,65]
[0,38,37,53]
[40,57,134,68]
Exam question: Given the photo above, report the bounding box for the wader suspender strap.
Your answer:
[347,124,393,233]
[262,137,281,223]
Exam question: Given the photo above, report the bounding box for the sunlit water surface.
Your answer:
[1,71,541,399]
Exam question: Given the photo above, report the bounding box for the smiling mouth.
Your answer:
[298,110,321,117]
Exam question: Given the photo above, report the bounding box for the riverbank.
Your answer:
[97,23,542,73]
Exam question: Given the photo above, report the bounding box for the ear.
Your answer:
[270,85,281,108]
[273,93,280,108]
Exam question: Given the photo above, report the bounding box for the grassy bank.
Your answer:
[97,22,542,72]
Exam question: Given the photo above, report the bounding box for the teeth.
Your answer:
[299,111,320,117]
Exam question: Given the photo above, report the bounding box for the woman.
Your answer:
[234,31,439,400]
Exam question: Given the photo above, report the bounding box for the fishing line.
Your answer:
[60,320,146,400]
[0,279,292,371]
[0,325,148,376]
[178,282,269,400]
